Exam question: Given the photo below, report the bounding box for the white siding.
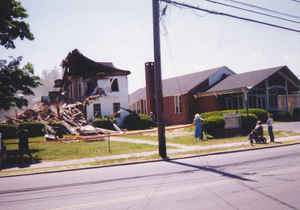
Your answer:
[86,76,129,126]
[209,67,236,86]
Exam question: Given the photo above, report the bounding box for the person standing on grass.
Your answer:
[17,124,35,166]
[267,113,275,142]
[193,114,203,141]
[150,112,155,121]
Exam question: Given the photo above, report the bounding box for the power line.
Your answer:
[160,0,300,33]
[225,0,300,20]
[205,0,300,24]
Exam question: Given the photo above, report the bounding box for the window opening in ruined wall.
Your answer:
[94,103,101,118]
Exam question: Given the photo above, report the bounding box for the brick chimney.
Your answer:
[145,62,156,116]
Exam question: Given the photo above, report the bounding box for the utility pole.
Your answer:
[152,0,167,158]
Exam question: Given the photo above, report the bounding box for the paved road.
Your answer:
[1,144,300,210]
[263,121,300,132]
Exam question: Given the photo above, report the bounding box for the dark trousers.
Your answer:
[268,126,274,142]
[18,142,31,157]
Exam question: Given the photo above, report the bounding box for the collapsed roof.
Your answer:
[55,49,131,88]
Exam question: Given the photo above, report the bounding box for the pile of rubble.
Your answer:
[2,99,115,139]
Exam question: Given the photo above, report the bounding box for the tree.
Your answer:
[0,0,34,49]
[0,56,42,111]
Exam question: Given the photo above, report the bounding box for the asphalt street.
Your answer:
[265,121,300,132]
[1,144,300,210]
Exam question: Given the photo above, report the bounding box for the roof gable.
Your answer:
[129,87,146,104]
[129,66,234,104]
[162,66,233,96]
[201,66,297,94]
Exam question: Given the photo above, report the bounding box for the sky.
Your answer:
[1,0,300,95]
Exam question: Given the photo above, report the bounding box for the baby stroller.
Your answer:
[248,125,267,145]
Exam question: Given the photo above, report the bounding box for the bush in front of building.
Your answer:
[239,109,269,123]
[139,114,153,129]
[0,124,17,139]
[200,110,232,119]
[92,118,116,130]
[202,116,225,138]
[292,108,300,121]
[269,111,291,122]
[0,122,46,139]
[123,114,152,130]
[22,122,45,137]
[201,108,269,123]
[241,114,258,135]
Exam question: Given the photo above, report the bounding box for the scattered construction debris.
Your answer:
[1,95,121,139]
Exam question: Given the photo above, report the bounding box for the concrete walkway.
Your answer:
[2,134,300,173]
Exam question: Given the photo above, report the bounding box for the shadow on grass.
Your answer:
[3,149,44,170]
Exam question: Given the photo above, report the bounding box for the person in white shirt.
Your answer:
[267,113,274,142]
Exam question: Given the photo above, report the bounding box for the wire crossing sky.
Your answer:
[161,0,300,32]
[0,0,299,95]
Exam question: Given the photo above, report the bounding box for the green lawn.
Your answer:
[121,126,300,146]
[2,127,300,166]
[3,136,159,165]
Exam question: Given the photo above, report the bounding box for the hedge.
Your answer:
[0,124,17,139]
[202,116,225,138]
[0,122,45,139]
[293,108,300,121]
[123,114,152,130]
[22,122,45,137]
[92,118,117,130]
[239,109,269,123]
[200,108,268,123]
[269,111,291,122]
[200,110,232,119]
[241,114,258,135]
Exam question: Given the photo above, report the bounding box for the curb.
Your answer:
[1,141,300,178]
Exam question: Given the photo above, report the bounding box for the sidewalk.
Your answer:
[2,134,300,173]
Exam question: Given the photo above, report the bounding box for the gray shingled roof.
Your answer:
[201,66,287,94]
[129,87,146,105]
[129,66,229,104]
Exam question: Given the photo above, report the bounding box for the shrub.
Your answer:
[202,116,225,138]
[138,114,153,129]
[238,109,269,123]
[270,111,291,122]
[200,110,232,119]
[123,114,140,130]
[0,124,17,139]
[241,114,258,135]
[201,109,268,123]
[22,122,45,137]
[92,118,116,130]
[292,108,300,121]
[123,114,152,130]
